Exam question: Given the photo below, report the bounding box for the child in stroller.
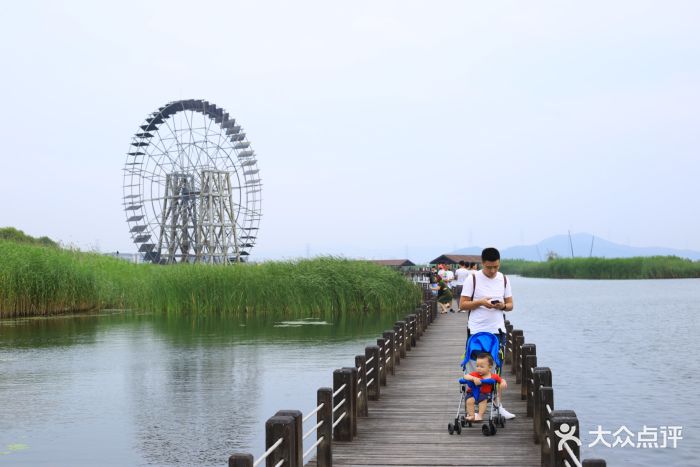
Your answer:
[448,332,508,436]
[463,352,507,421]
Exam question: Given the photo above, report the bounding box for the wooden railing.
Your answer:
[229,284,606,467]
[228,293,437,467]
[504,320,607,466]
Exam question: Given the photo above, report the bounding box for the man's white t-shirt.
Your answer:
[454,267,470,286]
[461,270,513,334]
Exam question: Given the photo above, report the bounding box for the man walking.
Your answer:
[458,247,515,419]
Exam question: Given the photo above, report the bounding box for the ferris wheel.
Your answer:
[122,99,262,264]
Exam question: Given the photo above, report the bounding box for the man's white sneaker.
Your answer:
[498,406,516,419]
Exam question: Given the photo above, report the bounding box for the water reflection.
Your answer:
[0,309,403,466]
[128,340,262,465]
[0,312,103,348]
[147,311,404,345]
[126,311,404,465]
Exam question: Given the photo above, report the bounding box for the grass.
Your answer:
[0,240,422,318]
[500,256,700,279]
[0,226,58,248]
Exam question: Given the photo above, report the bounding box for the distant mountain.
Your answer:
[452,233,700,261]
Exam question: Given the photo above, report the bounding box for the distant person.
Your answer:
[444,264,455,286]
[437,264,446,280]
[429,269,439,297]
[454,261,470,312]
[459,247,515,419]
[471,261,479,273]
[428,266,438,285]
[436,279,453,314]
[443,265,455,312]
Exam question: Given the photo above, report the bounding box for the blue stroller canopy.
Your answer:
[461,332,502,371]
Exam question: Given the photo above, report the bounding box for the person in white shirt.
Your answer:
[454,261,471,311]
[443,265,456,312]
[458,247,516,419]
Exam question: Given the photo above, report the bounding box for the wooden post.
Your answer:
[431,299,438,320]
[510,329,523,373]
[377,338,388,386]
[504,322,514,361]
[394,321,407,358]
[514,332,525,380]
[265,414,296,467]
[344,366,358,437]
[332,369,354,441]
[520,344,536,400]
[275,410,302,467]
[540,386,554,464]
[228,454,253,467]
[407,314,417,348]
[355,355,368,417]
[413,307,422,337]
[404,316,413,350]
[383,330,396,376]
[316,388,332,467]
[532,367,552,444]
[401,319,410,353]
[550,410,580,467]
[392,323,403,365]
[365,345,381,400]
[525,354,537,415]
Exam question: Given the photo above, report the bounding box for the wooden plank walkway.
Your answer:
[306,312,541,467]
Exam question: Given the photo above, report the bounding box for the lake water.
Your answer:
[513,277,700,466]
[1,277,698,466]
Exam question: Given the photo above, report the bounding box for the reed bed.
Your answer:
[501,256,700,279]
[0,241,421,318]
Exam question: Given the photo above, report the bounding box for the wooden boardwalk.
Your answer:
[305,312,541,467]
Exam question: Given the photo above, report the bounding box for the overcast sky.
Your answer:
[1,1,698,261]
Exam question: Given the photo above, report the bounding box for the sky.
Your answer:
[1,1,699,262]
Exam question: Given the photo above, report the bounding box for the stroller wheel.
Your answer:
[489,421,497,436]
[460,415,467,427]
[448,422,454,435]
[499,417,506,428]
[455,421,462,435]
[481,424,490,436]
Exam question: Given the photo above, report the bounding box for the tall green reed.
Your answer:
[501,256,700,279]
[0,241,421,318]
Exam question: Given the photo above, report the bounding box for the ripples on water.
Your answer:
[0,311,402,466]
[513,277,700,466]
[1,278,698,466]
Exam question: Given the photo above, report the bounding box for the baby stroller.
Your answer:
[447,332,506,436]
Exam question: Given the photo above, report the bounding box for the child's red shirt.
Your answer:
[466,372,503,394]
